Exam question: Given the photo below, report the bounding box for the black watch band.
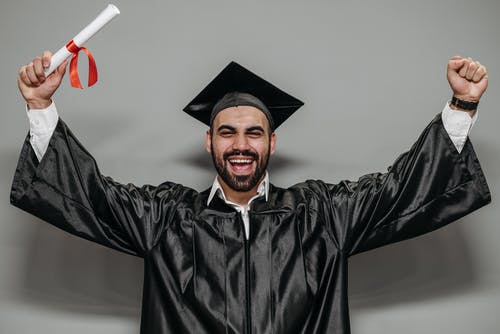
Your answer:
[451,96,479,111]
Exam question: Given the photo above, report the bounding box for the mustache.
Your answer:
[223,150,259,161]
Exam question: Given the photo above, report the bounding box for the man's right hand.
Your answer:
[18,51,68,110]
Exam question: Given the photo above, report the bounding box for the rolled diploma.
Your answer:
[44,4,120,76]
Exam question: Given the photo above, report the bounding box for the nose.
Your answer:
[232,133,250,151]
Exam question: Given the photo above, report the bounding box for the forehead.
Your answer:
[213,105,269,129]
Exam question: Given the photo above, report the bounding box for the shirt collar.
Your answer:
[207,171,269,206]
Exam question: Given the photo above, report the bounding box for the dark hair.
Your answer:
[210,92,275,131]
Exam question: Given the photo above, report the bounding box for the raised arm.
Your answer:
[18,51,65,160]
[317,56,490,256]
[12,52,190,257]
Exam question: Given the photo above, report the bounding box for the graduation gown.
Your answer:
[10,114,490,334]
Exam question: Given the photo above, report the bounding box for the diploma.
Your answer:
[44,4,120,88]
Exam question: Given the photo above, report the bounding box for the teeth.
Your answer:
[229,159,253,164]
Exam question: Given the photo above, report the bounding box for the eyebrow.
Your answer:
[217,125,236,132]
[246,126,265,133]
[216,125,265,133]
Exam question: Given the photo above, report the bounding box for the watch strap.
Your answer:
[451,96,479,111]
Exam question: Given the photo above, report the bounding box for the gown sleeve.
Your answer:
[10,119,190,257]
[313,114,491,256]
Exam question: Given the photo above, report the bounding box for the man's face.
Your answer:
[206,105,276,192]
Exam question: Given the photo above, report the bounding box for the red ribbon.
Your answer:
[66,39,98,89]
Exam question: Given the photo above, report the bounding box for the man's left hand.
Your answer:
[447,56,488,103]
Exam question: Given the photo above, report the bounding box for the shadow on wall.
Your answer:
[21,221,143,317]
[349,220,477,310]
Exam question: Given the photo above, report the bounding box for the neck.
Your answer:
[217,175,265,207]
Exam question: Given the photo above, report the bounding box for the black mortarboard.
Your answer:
[183,61,304,130]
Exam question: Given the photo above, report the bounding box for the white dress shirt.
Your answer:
[25,101,477,239]
[207,172,269,239]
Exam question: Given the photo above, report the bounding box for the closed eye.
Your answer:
[219,131,235,137]
[217,125,236,137]
[247,131,263,138]
[246,126,265,137]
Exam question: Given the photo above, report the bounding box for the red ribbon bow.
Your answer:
[66,40,98,89]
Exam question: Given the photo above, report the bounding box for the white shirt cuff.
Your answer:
[26,101,59,135]
[26,101,59,161]
[441,102,477,153]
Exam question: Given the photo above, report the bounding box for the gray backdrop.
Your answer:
[1,0,499,333]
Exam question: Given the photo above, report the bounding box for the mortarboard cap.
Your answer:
[183,61,304,130]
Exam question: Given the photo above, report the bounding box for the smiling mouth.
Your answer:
[226,156,255,174]
[228,158,254,166]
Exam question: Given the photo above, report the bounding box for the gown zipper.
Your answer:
[239,213,252,334]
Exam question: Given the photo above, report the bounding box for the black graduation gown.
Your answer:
[10,114,490,334]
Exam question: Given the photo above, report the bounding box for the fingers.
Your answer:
[52,59,68,82]
[453,56,487,82]
[464,58,478,80]
[458,60,469,77]
[33,57,45,82]
[56,59,68,75]
[448,57,466,71]
[42,50,52,68]
[18,51,58,87]
[447,55,488,101]
[18,65,31,86]
[26,62,41,85]
[472,62,487,83]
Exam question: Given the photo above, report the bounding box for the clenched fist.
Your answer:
[18,51,68,110]
[447,56,488,106]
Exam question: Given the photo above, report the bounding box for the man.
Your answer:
[12,52,490,334]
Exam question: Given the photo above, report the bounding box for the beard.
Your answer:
[211,144,270,192]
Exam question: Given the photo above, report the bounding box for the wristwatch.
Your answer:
[451,96,479,111]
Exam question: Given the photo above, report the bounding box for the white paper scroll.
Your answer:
[44,4,120,76]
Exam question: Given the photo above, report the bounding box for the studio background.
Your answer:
[1,0,499,333]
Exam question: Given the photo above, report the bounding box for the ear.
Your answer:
[270,132,277,155]
[205,130,212,154]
